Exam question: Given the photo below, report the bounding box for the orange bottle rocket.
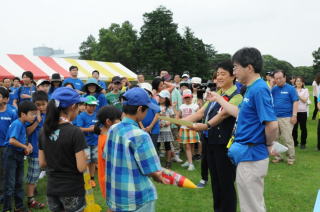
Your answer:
[161,168,197,189]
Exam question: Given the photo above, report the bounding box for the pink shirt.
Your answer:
[296,88,309,112]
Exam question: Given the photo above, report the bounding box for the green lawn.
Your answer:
[1,86,320,212]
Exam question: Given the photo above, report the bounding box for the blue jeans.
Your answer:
[2,147,25,211]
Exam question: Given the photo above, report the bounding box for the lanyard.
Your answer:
[204,101,217,123]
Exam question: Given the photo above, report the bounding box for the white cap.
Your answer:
[191,77,202,84]
[158,90,171,99]
[182,73,190,78]
[36,79,50,87]
[139,83,152,94]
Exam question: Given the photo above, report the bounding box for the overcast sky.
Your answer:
[1,0,319,67]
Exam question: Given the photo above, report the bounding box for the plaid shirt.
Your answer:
[104,117,161,211]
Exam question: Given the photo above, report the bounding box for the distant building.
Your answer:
[33,46,79,59]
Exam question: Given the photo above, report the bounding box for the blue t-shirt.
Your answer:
[142,98,160,134]
[6,104,18,114]
[76,112,98,146]
[272,83,299,118]
[98,80,107,90]
[62,78,84,91]
[84,93,108,112]
[8,87,19,105]
[0,106,18,146]
[14,86,36,103]
[5,119,27,152]
[234,78,277,162]
[27,114,46,158]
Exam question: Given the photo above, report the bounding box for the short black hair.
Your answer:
[64,82,75,89]
[122,104,148,115]
[32,91,48,103]
[22,71,34,80]
[69,66,78,71]
[13,77,20,82]
[216,60,234,76]
[92,70,99,75]
[232,47,263,73]
[2,78,11,82]
[152,78,163,91]
[18,100,37,117]
[273,70,286,77]
[0,87,9,99]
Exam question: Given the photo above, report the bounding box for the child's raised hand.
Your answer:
[37,110,42,123]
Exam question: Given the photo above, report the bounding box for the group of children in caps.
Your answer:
[0,68,205,212]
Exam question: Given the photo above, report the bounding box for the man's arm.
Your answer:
[206,92,239,118]
[264,121,278,155]
[181,105,206,122]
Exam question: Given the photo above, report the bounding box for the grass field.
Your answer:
[1,87,320,212]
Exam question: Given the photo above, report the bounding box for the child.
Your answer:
[157,89,175,168]
[177,89,200,171]
[105,76,124,111]
[13,71,36,108]
[104,87,165,212]
[0,87,18,205]
[2,100,37,212]
[25,91,48,209]
[36,79,51,94]
[93,106,122,198]
[38,87,88,212]
[76,95,99,188]
[82,78,107,112]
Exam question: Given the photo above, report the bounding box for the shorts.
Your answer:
[135,200,156,212]
[26,157,41,184]
[85,145,98,163]
[47,195,86,212]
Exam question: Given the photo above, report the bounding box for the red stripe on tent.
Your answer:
[8,54,49,80]
[39,56,70,78]
[0,65,14,80]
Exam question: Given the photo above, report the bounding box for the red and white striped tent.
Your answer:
[0,54,137,81]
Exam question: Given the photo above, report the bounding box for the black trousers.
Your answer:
[205,139,237,212]
[317,120,320,150]
[292,112,308,146]
[312,96,318,120]
[200,137,208,181]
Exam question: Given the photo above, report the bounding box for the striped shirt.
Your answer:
[104,117,161,211]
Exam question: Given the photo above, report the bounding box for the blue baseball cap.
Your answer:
[51,87,87,108]
[123,87,159,111]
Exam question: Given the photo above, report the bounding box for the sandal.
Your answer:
[28,199,45,209]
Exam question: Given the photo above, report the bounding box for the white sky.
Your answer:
[1,0,319,67]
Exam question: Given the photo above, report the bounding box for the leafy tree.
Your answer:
[293,66,314,84]
[210,53,231,70]
[263,55,294,76]
[312,47,320,73]
[79,35,97,60]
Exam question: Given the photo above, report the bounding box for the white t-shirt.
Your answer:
[297,88,309,112]
[179,103,199,129]
[312,81,320,97]
[159,105,175,132]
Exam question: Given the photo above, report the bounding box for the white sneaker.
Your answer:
[39,171,46,179]
[181,161,189,167]
[173,155,183,163]
[187,163,195,171]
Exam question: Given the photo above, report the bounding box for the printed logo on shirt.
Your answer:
[280,91,289,94]
[1,117,12,121]
[243,97,250,103]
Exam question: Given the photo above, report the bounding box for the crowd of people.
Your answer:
[0,47,319,212]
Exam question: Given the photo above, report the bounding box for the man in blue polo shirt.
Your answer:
[271,70,298,165]
[207,47,278,212]
[62,66,84,93]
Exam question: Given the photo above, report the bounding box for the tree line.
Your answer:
[79,6,319,84]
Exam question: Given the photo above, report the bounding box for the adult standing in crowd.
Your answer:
[173,74,181,89]
[62,66,84,93]
[271,70,298,165]
[312,73,320,120]
[207,48,278,212]
[137,74,145,86]
[292,76,309,149]
[186,60,243,211]
[92,70,107,94]
[2,78,14,105]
